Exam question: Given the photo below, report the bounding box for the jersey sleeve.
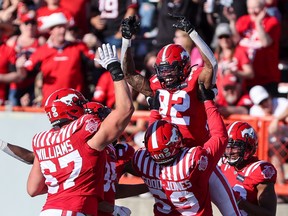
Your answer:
[250,162,277,185]
[203,101,228,163]
[77,114,102,141]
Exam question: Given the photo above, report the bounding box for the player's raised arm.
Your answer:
[91,43,134,151]
[120,16,153,97]
[171,14,218,88]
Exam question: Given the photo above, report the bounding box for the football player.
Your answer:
[132,83,229,215]
[26,43,134,216]
[120,15,240,215]
[220,121,277,215]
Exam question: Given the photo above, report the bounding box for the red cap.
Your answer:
[20,12,35,23]
[222,74,240,87]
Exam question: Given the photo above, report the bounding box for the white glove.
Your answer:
[95,43,119,70]
[0,139,7,150]
[113,205,131,216]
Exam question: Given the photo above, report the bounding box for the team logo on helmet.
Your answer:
[167,127,180,145]
[198,155,208,171]
[180,50,189,62]
[241,128,256,139]
[54,94,79,106]
[261,165,276,179]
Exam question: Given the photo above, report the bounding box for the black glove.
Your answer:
[121,15,140,39]
[198,82,216,102]
[169,14,195,34]
[146,91,160,110]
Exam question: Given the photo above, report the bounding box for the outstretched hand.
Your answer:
[95,43,119,69]
[198,82,216,102]
[169,13,195,34]
[121,15,140,39]
[146,90,160,110]
[95,43,124,81]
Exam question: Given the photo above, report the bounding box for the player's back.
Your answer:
[32,114,105,215]
[133,147,213,216]
[149,68,209,147]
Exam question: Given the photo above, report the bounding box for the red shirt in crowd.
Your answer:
[24,41,94,105]
[236,14,281,87]
[0,43,16,104]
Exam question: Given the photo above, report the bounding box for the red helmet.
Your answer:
[44,88,88,127]
[154,44,191,91]
[224,121,258,166]
[144,120,183,164]
[84,102,111,121]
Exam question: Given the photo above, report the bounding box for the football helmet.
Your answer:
[154,44,191,91]
[84,102,112,121]
[144,120,183,164]
[44,88,88,127]
[224,121,258,166]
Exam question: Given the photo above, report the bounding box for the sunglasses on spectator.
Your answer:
[223,85,236,91]
[24,20,36,25]
[218,35,231,39]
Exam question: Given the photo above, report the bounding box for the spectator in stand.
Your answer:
[16,12,96,105]
[36,0,74,33]
[6,12,44,106]
[220,121,277,215]
[249,85,288,186]
[0,22,25,105]
[153,0,200,50]
[216,74,253,118]
[226,0,281,97]
[90,0,138,49]
[173,29,204,67]
[214,23,254,104]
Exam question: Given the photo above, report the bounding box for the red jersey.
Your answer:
[32,114,104,216]
[220,157,277,215]
[0,43,16,104]
[99,143,135,216]
[132,101,228,216]
[92,71,115,108]
[24,41,94,105]
[236,14,281,87]
[149,67,209,147]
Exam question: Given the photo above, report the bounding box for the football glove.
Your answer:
[146,90,160,110]
[170,14,195,34]
[95,43,124,81]
[198,82,216,102]
[121,15,140,39]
